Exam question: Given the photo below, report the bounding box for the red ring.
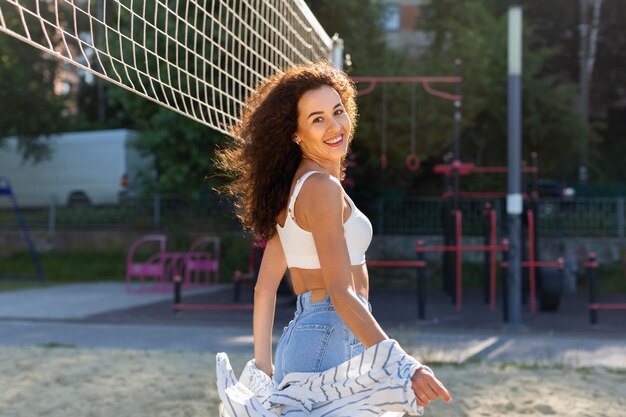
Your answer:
[405,153,421,171]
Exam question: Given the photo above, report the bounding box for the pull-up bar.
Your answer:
[352,66,463,172]
[351,76,463,101]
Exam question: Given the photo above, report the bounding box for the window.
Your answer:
[383,4,401,31]
[61,81,71,95]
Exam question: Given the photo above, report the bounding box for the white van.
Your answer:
[0,129,153,207]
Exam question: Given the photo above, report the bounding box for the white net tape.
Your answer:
[0,0,333,134]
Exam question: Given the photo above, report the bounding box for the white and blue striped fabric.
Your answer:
[216,339,426,416]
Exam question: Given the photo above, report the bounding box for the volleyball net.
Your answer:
[0,0,336,134]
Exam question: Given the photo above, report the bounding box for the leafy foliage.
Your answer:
[0,2,68,162]
[312,0,596,197]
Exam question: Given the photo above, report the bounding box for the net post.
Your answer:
[331,34,344,69]
[416,240,426,320]
[173,274,182,312]
[587,252,598,325]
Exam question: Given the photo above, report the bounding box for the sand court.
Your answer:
[1,345,625,417]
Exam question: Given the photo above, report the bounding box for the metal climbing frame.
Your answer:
[0,176,45,281]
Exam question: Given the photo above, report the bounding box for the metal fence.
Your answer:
[1,195,624,238]
[0,194,238,232]
[362,197,626,238]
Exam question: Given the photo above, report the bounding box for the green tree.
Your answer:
[307,0,427,197]
[418,1,591,188]
[0,3,68,162]
[97,0,228,197]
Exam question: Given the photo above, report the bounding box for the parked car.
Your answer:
[535,179,576,215]
[0,129,153,208]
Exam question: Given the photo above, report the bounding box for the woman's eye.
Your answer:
[335,109,345,115]
[313,117,324,123]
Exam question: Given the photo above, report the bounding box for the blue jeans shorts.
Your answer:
[273,291,372,385]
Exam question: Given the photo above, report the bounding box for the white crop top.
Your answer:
[276,171,373,269]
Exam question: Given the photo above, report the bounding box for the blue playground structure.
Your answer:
[0,176,45,281]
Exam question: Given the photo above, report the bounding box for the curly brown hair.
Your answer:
[214,61,358,240]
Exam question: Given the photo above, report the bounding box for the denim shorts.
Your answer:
[273,291,372,385]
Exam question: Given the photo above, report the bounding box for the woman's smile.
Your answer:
[324,133,344,147]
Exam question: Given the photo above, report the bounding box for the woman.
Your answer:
[216,61,451,415]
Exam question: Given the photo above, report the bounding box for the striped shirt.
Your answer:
[216,339,426,416]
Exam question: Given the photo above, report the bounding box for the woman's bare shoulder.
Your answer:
[298,172,344,219]
[301,172,343,199]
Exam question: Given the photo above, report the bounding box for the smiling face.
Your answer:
[295,84,351,164]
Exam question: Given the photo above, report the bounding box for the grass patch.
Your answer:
[594,264,626,293]
[0,234,252,292]
[0,250,126,292]
[37,342,78,349]
[370,260,626,293]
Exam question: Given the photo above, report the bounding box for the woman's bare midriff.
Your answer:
[277,188,369,301]
[289,263,369,301]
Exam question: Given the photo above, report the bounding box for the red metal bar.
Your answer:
[351,76,463,100]
[352,76,462,83]
[422,82,462,101]
[366,260,427,267]
[417,244,507,252]
[472,166,539,174]
[434,163,539,176]
[489,209,497,312]
[173,304,254,311]
[357,81,377,96]
[442,191,530,199]
[454,210,463,312]
[501,260,564,269]
[588,304,626,310]
[527,209,537,314]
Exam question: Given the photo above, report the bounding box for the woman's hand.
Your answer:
[411,366,452,407]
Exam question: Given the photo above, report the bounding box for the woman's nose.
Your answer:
[328,116,341,130]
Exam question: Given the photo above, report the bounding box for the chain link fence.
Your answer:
[1,195,624,237]
[362,196,625,238]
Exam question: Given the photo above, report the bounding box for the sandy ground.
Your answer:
[1,346,624,417]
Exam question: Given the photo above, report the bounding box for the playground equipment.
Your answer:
[413,205,563,319]
[173,236,264,312]
[125,234,219,294]
[366,259,427,319]
[585,253,626,324]
[0,176,45,281]
[183,236,220,286]
[233,236,266,302]
[172,273,254,311]
[352,63,462,172]
[434,152,561,313]
[125,234,167,293]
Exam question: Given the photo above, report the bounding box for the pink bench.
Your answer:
[125,234,167,294]
[125,235,220,294]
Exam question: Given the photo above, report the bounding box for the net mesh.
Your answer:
[0,0,333,134]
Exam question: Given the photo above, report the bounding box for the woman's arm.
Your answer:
[253,232,287,378]
[304,175,452,406]
[303,175,388,348]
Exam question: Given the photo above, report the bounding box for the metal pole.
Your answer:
[587,252,598,324]
[483,203,491,304]
[416,241,426,320]
[506,5,524,329]
[617,198,624,239]
[331,35,344,69]
[48,195,56,234]
[453,59,462,212]
[578,0,590,183]
[502,239,509,322]
[153,193,161,228]
[97,0,106,124]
